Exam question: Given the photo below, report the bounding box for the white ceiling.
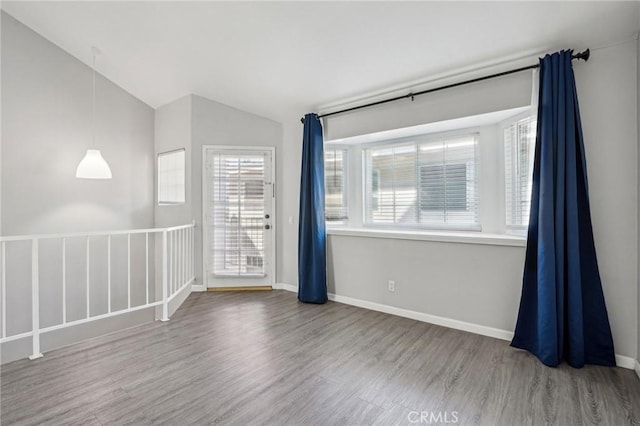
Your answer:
[2,1,639,122]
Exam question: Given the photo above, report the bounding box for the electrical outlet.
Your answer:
[388,280,396,292]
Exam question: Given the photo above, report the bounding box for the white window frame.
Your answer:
[501,110,536,235]
[157,148,186,206]
[324,146,349,223]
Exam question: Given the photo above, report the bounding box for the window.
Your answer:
[158,149,186,205]
[324,148,348,222]
[324,106,533,239]
[364,135,478,229]
[504,117,536,232]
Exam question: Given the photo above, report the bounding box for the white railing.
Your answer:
[0,221,196,360]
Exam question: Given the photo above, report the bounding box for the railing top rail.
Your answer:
[0,221,196,242]
[165,221,196,232]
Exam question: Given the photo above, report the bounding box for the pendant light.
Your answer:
[76,46,112,179]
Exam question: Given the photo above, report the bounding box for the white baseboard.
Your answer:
[635,360,640,380]
[273,282,298,292]
[615,355,636,370]
[274,282,635,370]
[191,284,207,292]
[168,282,192,318]
[328,292,514,341]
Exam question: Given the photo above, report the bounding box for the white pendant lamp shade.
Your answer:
[76,46,112,180]
[76,149,112,179]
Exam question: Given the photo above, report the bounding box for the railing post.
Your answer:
[29,239,43,360]
[107,235,111,313]
[62,238,66,324]
[127,234,131,309]
[145,232,149,305]
[161,229,169,322]
[86,236,90,318]
[192,220,196,281]
[2,241,6,339]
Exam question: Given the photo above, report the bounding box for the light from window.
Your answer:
[158,149,186,205]
[504,117,536,231]
[364,135,478,229]
[324,149,348,222]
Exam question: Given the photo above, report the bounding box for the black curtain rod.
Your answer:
[301,49,590,123]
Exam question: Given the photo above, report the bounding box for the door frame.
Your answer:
[201,145,277,288]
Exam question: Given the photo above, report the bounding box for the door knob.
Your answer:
[265,224,271,230]
[265,214,270,219]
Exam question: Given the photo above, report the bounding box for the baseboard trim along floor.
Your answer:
[273,283,637,370]
[208,286,272,292]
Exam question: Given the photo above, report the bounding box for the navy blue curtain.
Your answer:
[298,113,327,304]
[511,50,615,368]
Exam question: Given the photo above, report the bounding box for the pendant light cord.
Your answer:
[92,51,96,148]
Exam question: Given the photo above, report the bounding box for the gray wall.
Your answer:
[280,41,639,360]
[152,95,192,318]
[324,71,531,141]
[279,117,304,287]
[153,94,284,287]
[637,33,640,367]
[1,12,156,362]
[1,13,154,235]
[154,95,192,227]
[191,95,283,287]
[576,40,638,360]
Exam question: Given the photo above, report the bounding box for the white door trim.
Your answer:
[201,145,277,288]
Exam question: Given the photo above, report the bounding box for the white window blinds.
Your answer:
[504,117,536,231]
[158,149,186,205]
[364,135,478,229]
[365,144,417,224]
[208,152,266,277]
[324,149,348,222]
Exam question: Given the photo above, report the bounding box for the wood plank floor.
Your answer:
[1,290,639,425]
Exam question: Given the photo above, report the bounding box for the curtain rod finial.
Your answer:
[574,49,590,62]
[300,117,305,124]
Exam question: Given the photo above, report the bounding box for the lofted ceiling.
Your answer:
[2,1,639,122]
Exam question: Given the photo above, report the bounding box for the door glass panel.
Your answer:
[209,153,265,277]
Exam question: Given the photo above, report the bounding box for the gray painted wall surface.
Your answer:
[323,71,532,141]
[575,40,638,359]
[1,13,154,235]
[190,95,283,286]
[154,95,192,227]
[278,117,304,288]
[1,13,156,363]
[152,95,192,319]
[152,94,283,288]
[637,33,640,367]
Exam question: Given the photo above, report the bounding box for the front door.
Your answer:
[203,146,275,288]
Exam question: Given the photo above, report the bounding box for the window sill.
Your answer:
[326,227,526,247]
